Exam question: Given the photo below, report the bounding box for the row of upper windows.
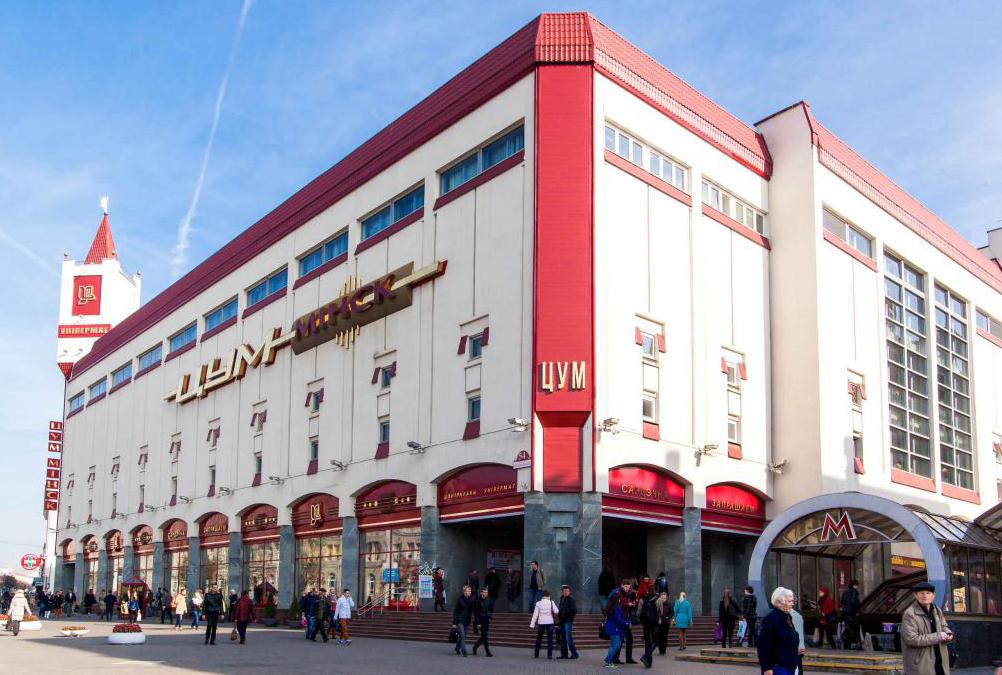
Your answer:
[604,122,767,237]
[67,125,526,412]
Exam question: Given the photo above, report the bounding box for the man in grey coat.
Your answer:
[901,581,952,675]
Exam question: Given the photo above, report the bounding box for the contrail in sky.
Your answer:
[0,226,59,278]
[169,0,254,278]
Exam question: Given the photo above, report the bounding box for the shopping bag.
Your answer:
[714,622,723,643]
[448,627,459,643]
[301,616,307,628]
[230,627,238,641]
[737,619,747,639]
[136,610,142,622]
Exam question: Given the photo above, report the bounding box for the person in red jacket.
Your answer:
[233,590,256,645]
[817,587,839,649]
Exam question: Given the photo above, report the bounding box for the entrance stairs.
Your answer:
[675,647,904,675]
[350,612,719,649]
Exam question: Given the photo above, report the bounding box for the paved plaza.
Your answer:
[1,617,999,674]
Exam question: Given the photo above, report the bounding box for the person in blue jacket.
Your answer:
[757,587,801,675]
[603,590,632,668]
[673,591,693,650]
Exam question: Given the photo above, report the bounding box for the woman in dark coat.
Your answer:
[718,588,741,648]
[757,587,801,675]
[433,567,446,612]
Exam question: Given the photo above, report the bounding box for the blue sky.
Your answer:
[0,1,1000,573]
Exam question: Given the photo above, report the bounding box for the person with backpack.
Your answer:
[718,588,741,648]
[610,580,638,664]
[638,584,660,668]
[603,587,632,669]
[529,588,559,659]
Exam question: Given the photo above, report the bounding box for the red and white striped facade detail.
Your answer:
[55,13,1002,553]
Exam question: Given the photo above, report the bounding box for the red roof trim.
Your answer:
[68,12,771,382]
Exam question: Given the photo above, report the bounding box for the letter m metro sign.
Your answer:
[820,512,857,542]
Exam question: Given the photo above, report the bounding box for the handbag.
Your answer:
[714,622,723,642]
[598,624,610,640]
[448,627,459,644]
[948,643,958,668]
[230,627,238,641]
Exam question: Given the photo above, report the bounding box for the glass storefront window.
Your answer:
[200,547,229,597]
[951,547,968,613]
[133,553,152,587]
[986,553,1001,615]
[361,527,421,609]
[296,535,342,597]
[164,550,188,596]
[106,557,124,595]
[243,541,279,605]
[86,559,98,593]
[970,550,986,614]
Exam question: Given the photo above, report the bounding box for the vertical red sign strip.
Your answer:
[533,64,594,492]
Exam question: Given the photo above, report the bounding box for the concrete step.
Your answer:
[697,647,901,665]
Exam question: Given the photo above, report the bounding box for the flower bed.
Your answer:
[60,626,90,637]
[109,624,145,644]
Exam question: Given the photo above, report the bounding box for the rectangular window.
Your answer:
[361,185,424,241]
[138,445,148,471]
[642,392,657,423]
[252,409,267,433]
[440,126,525,195]
[977,309,1002,341]
[640,331,656,359]
[468,334,483,360]
[111,456,120,477]
[468,395,481,422]
[111,493,117,514]
[170,477,177,498]
[605,124,688,192]
[702,180,766,234]
[823,209,873,258]
[309,438,319,462]
[204,298,238,331]
[298,230,349,277]
[247,268,288,307]
[254,453,262,476]
[87,500,92,521]
[885,252,932,478]
[138,344,162,371]
[139,485,144,506]
[66,474,75,495]
[309,391,322,413]
[379,419,391,444]
[935,284,974,490]
[994,433,1002,465]
[89,378,107,400]
[727,416,741,444]
[380,366,393,388]
[723,352,744,445]
[111,362,132,387]
[168,323,197,352]
[87,466,96,486]
[69,392,85,413]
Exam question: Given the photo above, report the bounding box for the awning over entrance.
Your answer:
[602,464,685,524]
[437,464,522,522]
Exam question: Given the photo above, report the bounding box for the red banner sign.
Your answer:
[72,275,102,316]
[43,419,62,510]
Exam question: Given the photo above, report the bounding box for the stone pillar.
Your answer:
[682,507,703,616]
[522,492,603,614]
[152,541,164,591]
[227,533,243,596]
[277,525,294,610]
[97,550,108,594]
[419,506,439,612]
[52,555,63,591]
[340,516,358,598]
[186,537,200,593]
[74,553,86,601]
[122,545,135,582]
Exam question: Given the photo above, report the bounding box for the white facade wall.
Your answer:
[58,74,536,543]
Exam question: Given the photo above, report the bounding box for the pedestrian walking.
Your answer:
[816,587,838,648]
[840,579,863,650]
[611,580,638,664]
[160,588,173,624]
[234,590,255,644]
[302,588,318,640]
[902,581,953,675]
[655,590,673,655]
[172,588,188,630]
[472,588,493,656]
[65,590,77,617]
[433,567,446,612]
[103,589,116,621]
[84,589,96,617]
[718,588,741,648]
[314,588,329,642]
[484,567,501,612]
[528,561,545,607]
[227,590,238,623]
[7,590,29,636]
[529,588,559,659]
[334,588,354,645]
[757,587,801,675]
[603,588,631,669]
[190,589,204,629]
[598,566,616,607]
[128,594,140,622]
[639,583,660,667]
[557,584,579,660]
[452,584,475,657]
[507,569,521,612]
[466,569,481,597]
[203,584,224,645]
[741,585,759,647]
[673,591,693,651]
[654,572,669,596]
[637,575,653,599]
[790,594,807,674]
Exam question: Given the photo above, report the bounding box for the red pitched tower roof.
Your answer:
[85,209,118,264]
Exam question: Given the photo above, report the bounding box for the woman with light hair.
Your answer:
[756,587,801,675]
[672,591,693,651]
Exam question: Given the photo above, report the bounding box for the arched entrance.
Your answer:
[291,493,342,597]
[355,481,420,610]
[747,492,949,616]
[240,504,280,606]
